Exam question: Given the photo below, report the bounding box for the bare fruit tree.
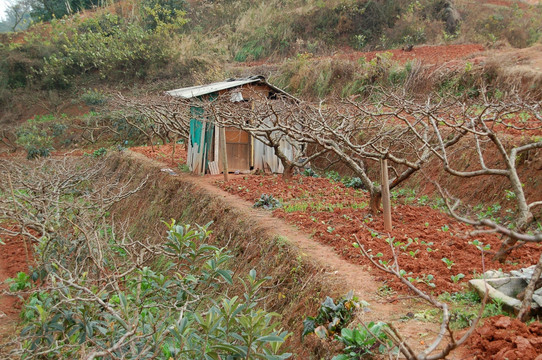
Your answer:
[208,92,329,181]
[113,93,193,150]
[385,89,542,319]
[0,155,148,270]
[206,89,464,213]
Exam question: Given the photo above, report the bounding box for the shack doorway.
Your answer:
[220,127,251,172]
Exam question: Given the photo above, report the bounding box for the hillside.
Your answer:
[1,0,542,359]
[1,0,542,119]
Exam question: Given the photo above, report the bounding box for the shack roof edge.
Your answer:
[166,75,299,102]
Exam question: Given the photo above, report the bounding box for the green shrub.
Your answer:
[91,147,107,158]
[140,0,188,31]
[1,10,186,90]
[234,40,265,62]
[325,170,341,182]
[15,218,292,358]
[303,168,318,177]
[7,272,32,292]
[80,88,107,106]
[50,123,68,137]
[40,16,174,86]
[332,322,397,359]
[342,177,365,189]
[254,194,282,210]
[302,291,361,340]
[16,124,53,160]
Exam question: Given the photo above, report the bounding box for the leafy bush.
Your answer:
[7,272,32,292]
[15,114,73,159]
[50,123,67,137]
[325,170,341,182]
[302,291,361,340]
[234,40,265,62]
[332,322,396,359]
[91,147,107,158]
[140,0,188,31]
[1,10,186,90]
[80,88,108,106]
[254,194,282,210]
[16,124,53,159]
[16,220,292,359]
[40,15,175,87]
[3,160,291,358]
[303,168,318,177]
[342,177,365,189]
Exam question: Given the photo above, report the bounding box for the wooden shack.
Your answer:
[166,76,300,175]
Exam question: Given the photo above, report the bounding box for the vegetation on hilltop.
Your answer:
[2,0,542,98]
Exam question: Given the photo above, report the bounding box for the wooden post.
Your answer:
[381,159,392,232]
[214,123,219,164]
[219,125,229,182]
[171,134,177,164]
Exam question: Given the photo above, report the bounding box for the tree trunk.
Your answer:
[494,158,534,262]
[171,134,177,164]
[493,238,518,262]
[282,163,294,182]
[369,190,382,215]
[493,211,533,262]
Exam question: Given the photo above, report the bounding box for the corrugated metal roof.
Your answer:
[166,75,299,102]
[166,76,265,98]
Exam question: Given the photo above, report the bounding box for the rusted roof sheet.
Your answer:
[166,75,298,101]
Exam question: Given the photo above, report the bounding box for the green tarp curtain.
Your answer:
[189,92,217,173]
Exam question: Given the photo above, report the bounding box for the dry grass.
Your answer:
[481,45,542,96]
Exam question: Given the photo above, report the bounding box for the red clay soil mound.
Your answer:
[216,174,541,294]
[467,315,542,360]
[0,231,33,318]
[245,44,485,67]
[131,144,187,169]
[483,0,532,8]
[336,44,485,65]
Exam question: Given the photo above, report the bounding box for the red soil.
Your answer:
[334,44,485,66]
[483,0,532,8]
[216,174,541,294]
[127,144,541,294]
[490,117,542,137]
[467,315,542,359]
[131,144,187,169]
[245,44,485,67]
[0,230,33,340]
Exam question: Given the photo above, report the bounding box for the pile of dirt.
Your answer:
[468,315,542,359]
